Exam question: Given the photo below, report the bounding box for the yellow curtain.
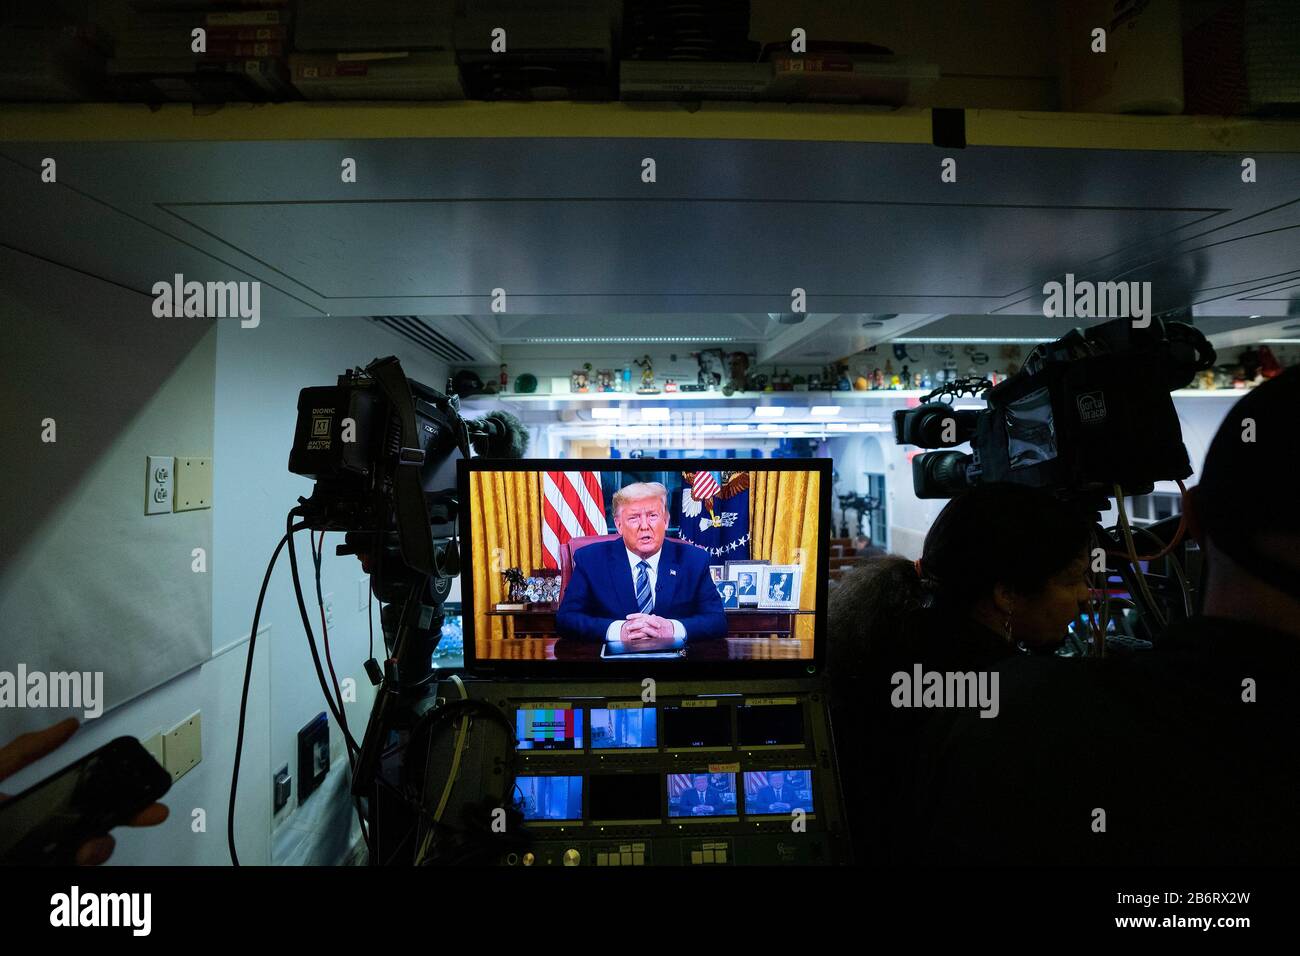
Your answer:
[750,470,821,640]
[469,471,545,644]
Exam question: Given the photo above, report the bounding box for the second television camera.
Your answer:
[893,316,1216,500]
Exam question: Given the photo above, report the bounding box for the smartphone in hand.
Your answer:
[0,736,172,866]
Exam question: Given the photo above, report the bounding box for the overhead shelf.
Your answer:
[459,387,1245,407]
[4,100,1299,152]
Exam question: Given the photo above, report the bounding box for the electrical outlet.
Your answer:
[163,711,202,782]
[358,577,370,612]
[145,456,174,515]
[323,592,335,628]
[273,766,291,814]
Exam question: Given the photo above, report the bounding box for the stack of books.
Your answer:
[106,0,293,102]
[0,19,113,101]
[619,0,766,101]
[454,0,616,101]
[761,41,937,106]
[289,0,462,101]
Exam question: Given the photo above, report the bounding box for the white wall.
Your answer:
[212,315,448,860]
[1,247,214,723]
[0,247,271,865]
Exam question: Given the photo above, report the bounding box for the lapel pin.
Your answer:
[670,569,677,576]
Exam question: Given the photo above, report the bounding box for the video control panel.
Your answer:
[450,677,849,866]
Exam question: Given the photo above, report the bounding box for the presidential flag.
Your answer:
[541,471,607,569]
[677,470,750,561]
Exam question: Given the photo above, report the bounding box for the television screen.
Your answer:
[662,704,731,750]
[515,707,584,751]
[590,706,657,749]
[461,460,827,671]
[668,772,738,818]
[737,702,804,747]
[515,775,583,822]
[743,769,815,816]
[589,773,662,823]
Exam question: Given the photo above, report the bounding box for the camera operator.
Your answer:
[914,366,1300,865]
[827,483,1092,863]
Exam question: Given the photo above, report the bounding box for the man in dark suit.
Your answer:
[676,775,720,814]
[557,482,727,648]
[752,771,802,812]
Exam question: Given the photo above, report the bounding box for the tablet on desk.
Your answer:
[601,640,686,659]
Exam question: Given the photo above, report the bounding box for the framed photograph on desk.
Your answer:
[757,565,801,610]
[725,560,769,606]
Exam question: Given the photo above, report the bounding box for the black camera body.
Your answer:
[894,317,1216,499]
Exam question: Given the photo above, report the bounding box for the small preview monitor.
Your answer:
[668,772,738,819]
[515,707,584,751]
[662,703,731,750]
[736,700,805,748]
[743,769,815,816]
[515,775,583,823]
[590,706,657,750]
[588,773,662,824]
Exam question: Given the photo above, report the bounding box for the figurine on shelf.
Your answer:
[635,354,659,394]
[871,368,885,390]
[853,374,869,390]
[835,364,852,391]
[501,567,526,602]
[664,378,679,393]
[571,364,591,393]
[499,363,509,393]
[596,368,615,392]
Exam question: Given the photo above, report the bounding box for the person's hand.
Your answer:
[0,717,169,865]
[622,613,675,640]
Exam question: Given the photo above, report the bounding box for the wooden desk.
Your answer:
[487,607,813,639]
[474,636,815,662]
[479,609,815,662]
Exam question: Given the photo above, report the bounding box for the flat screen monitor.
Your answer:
[736,701,805,748]
[742,769,815,816]
[515,775,583,823]
[662,704,731,750]
[459,458,830,677]
[588,773,662,824]
[515,707,584,751]
[668,772,738,819]
[590,706,657,750]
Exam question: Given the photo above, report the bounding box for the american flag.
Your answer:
[541,471,607,569]
[691,470,721,501]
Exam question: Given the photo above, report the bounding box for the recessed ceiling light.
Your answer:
[521,336,737,344]
[891,337,1056,344]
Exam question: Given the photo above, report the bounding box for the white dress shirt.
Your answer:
[603,546,688,643]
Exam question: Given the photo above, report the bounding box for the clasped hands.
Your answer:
[618,612,676,649]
